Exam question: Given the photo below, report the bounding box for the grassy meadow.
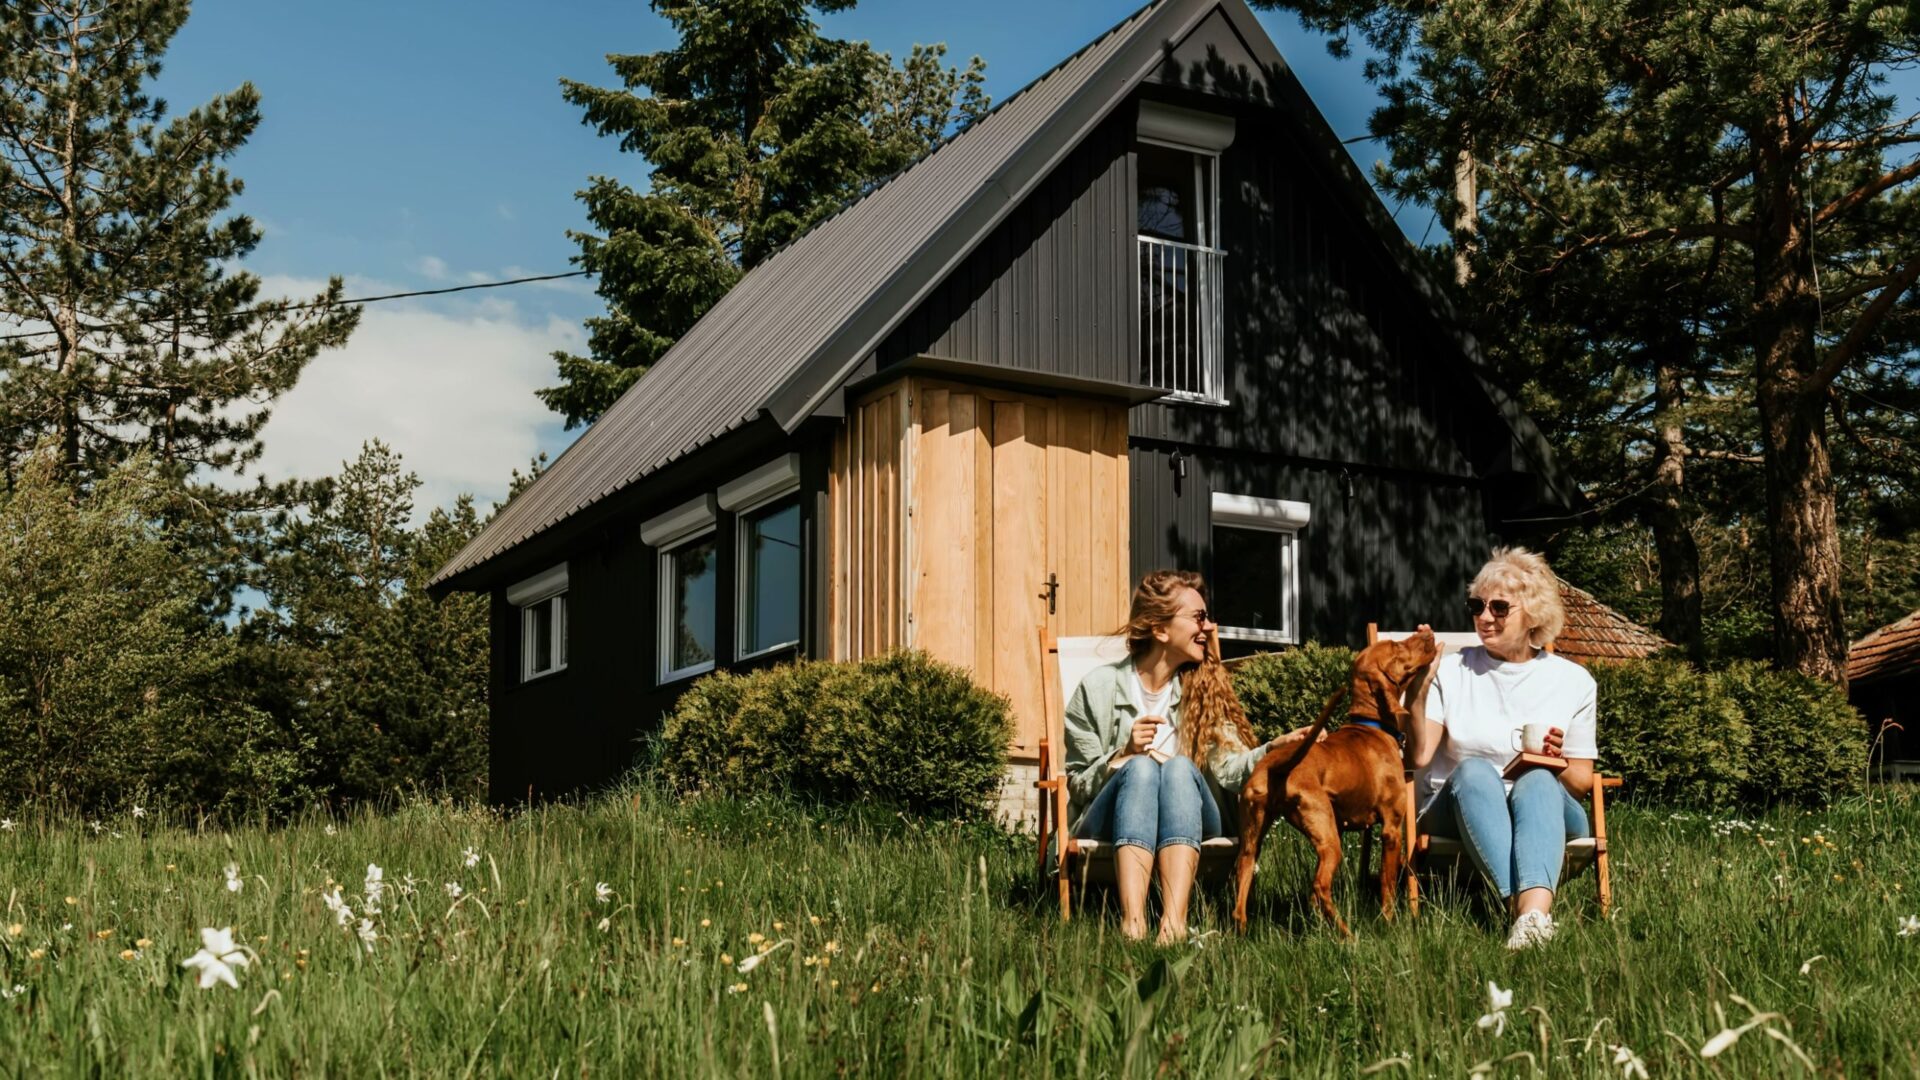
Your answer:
[0,783,1916,1078]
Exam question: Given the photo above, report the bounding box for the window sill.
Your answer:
[513,663,568,689]
[658,661,716,688]
[737,640,802,663]
[1217,626,1297,645]
[1157,391,1230,408]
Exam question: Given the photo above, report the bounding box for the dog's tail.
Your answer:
[1259,680,1349,782]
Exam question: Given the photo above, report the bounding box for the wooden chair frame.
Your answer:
[1363,624,1621,918]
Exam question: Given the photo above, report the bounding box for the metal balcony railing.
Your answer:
[1138,235,1225,402]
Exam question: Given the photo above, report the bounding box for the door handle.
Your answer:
[1041,573,1059,615]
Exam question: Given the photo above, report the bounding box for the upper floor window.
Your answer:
[1137,101,1234,405]
[507,563,568,682]
[1210,493,1310,646]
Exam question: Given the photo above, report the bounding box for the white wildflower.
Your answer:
[595,882,613,904]
[355,919,377,953]
[736,939,792,973]
[1699,1027,1743,1058]
[180,927,251,990]
[0,819,14,831]
[1799,955,1825,975]
[1898,915,1919,938]
[445,882,463,900]
[364,864,385,912]
[88,820,103,834]
[1475,981,1513,1037]
[131,806,146,819]
[462,847,480,869]
[400,873,419,896]
[1610,1044,1648,1079]
[224,863,243,894]
[320,886,352,927]
[324,824,337,836]
[596,917,611,932]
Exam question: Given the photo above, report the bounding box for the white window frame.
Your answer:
[1210,493,1311,645]
[719,455,803,661]
[506,563,568,682]
[1137,102,1235,408]
[643,495,720,684]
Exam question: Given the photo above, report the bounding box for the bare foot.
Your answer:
[1121,917,1149,941]
[1155,921,1189,945]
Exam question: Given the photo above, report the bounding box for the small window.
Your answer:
[507,564,568,682]
[661,535,718,682]
[1210,494,1310,645]
[738,497,802,658]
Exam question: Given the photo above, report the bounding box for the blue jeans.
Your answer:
[1418,758,1590,898]
[1074,755,1222,853]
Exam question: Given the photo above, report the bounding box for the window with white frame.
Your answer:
[719,455,803,659]
[506,563,568,682]
[643,495,719,683]
[1210,493,1310,645]
[1137,100,1234,403]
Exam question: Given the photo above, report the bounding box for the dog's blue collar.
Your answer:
[1348,718,1405,744]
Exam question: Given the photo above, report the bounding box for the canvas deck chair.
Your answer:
[1365,624,1621,917]
[1034,631,1240,920]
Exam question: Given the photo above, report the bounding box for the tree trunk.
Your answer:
[1647,354,1702,659]
[1751,112,1848,686]
[1452,140,1477,287]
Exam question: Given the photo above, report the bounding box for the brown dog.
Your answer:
[1230,628,1439,937]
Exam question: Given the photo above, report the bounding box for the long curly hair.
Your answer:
[1122,570,1257,761]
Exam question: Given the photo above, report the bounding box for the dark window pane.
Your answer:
[553,595,567,668]
[1137,142,1198,243]
[670,538,717,672]
[1213,526,1284,631]
[528,600,553,674]
[743,500,801,654]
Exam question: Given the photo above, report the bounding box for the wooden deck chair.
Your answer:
[1364,624,1622,917]
[1034,630,1240,919]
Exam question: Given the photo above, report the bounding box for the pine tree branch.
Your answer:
[1681,447,1764,466]
[1813,157,1920,227]
[1553,222,1753,268]
[1807,254,1920,395]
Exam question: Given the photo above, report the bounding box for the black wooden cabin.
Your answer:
[430,0,1581,805]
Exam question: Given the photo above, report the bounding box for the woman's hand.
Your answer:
[1542,727,1565,758]
[1128,716,1164,755]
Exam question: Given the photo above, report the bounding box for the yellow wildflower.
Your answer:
[671,937,686,947]
[63,897,78,906]
[135,938,152,948]
[700,918,711,928]
[720,953,734,965]
[772,921,784,932]
[29,948,45,960]
[747,932,765,945]
[6,923,21,938]
[93,929,113,940]
[118,949,135,961]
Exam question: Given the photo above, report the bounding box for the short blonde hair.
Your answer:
[1470,546,1566,649]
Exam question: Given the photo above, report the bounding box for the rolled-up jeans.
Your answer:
[1074,754,1221,853]
[1417,757,1590,898]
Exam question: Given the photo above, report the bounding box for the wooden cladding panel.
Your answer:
[828,386,906,660]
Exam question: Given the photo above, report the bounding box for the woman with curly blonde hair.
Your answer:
[1408,547,1598,950]
[1063,570,1306,942]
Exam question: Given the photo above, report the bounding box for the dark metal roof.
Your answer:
[433,0,1580,591]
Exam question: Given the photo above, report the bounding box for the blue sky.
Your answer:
[148,1,1915,516]
[149,1,1398,515]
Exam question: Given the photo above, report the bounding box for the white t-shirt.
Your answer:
[1419,646,1598,812]
[1129,667,1179,757]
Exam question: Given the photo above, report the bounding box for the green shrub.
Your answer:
[658,651,1012,818]
[1716,661,1866,805]
[1591,659,1750,806]
[1229,644,1354,741]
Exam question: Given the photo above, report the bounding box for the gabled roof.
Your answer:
[1553,581,1670,664]
[433,0,1577,591]
[1849,608,1920,686]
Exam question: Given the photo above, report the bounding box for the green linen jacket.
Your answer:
[1063,658,1269,833]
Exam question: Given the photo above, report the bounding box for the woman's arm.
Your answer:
[1063,680,1121,807]
[1559,758,1595,799]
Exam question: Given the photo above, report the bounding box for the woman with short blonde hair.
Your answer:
[1410,546,1598,950]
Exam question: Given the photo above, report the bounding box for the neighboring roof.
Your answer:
[1553,581,1671,664]
[434,0,1579,591]
[1848,609,1920,686]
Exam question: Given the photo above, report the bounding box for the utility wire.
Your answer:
[0,269,591,342]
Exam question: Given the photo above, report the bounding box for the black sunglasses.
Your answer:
[1465,597,1513,619]
[1184,608,1213,625]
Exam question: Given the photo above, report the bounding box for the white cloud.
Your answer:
[238,275,580,520]
[414,255,449,280]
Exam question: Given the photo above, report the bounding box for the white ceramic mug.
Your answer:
[1511,722,1553,755]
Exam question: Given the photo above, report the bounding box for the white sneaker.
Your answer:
[1505,910,1557,951]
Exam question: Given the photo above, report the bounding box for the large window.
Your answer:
[720,454,803,659]
[643,495,719,683]
[1137,100,1233,404]
[1210,493,1310,645]
[507,563,568,682]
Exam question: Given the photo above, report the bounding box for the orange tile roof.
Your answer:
[1554,581,1671,664]
[1848,608,1920,685]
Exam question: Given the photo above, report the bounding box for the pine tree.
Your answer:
[0,1,357,491]
[1259,0,1920,682]
[543,0,988,427]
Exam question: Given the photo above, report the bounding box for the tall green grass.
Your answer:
[0,784,1915,1077]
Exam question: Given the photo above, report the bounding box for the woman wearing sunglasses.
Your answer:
[1061,570,1307,943]
[1407,547,1598,950]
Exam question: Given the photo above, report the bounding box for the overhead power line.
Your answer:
[0,269,592,342]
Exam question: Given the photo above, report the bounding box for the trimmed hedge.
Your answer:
[658,651,1013,818]
[1229,643,1355,742]
[1229,643,1866,808]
